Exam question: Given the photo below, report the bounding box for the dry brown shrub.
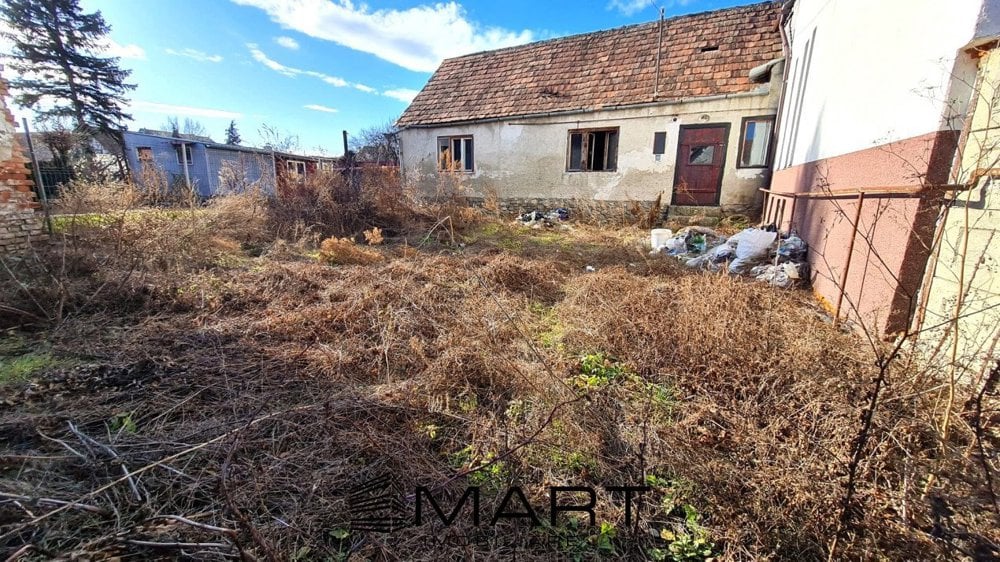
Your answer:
[1,210,995,561]
[317,236,383,265]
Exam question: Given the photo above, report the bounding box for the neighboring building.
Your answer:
[764,0,989,339]
[916,4,1000,375]
[122,130,279,197]
[397,2,784,219]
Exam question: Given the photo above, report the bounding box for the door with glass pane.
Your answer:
[672,124,729,206]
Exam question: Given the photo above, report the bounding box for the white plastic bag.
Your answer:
[729,229,777,273]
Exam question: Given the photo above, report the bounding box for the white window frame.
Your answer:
[437,135,474,172]
[175,144,193,166]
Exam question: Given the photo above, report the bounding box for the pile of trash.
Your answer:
[517,208,570,228]
[650,226,809,288]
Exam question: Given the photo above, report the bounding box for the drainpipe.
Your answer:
[270,149,278,196]
[180,141,191,194]
[771,0,795,173]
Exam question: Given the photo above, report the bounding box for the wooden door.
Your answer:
[672,125,729,206]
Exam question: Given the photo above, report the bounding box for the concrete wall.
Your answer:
[768,0,983,335]
[919,45,1000,376]
[0,69,42,254]
[399,66,781,214]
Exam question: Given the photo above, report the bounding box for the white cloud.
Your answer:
[130,100,242,119]
[166,48,224,63]
[275,36,300,50]
[102,39,146,60]
[231,0,534,72]
[607,0,693,16]
[304,104,338,113]
[247,43,299,76]
[383,88,419,103]
[246,43,374,93]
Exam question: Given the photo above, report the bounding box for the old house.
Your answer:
[121,129,278,197]
[396,2,784,221]
[764,0,998,373]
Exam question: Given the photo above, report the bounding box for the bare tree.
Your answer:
[161,116,209,139]
[257,123,299,153]
[350,120,399,165]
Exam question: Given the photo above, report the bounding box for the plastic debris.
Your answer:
[729,229,778,274]
[518,208,570,228]
[584,265,596,273]
[751,262,806,289]
[653,224,809,289]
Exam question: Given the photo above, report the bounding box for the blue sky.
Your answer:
[13,0,753,155]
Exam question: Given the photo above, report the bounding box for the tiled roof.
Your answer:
[397,1,782,127]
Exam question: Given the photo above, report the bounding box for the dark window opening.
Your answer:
[700,45,719,52]
[137,147,153,161]
[567,128,619,172]
[653,132,667,155]
[438,135,474,172]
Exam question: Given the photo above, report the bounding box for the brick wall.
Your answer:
[0,67,42,254]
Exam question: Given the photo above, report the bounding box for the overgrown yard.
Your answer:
[0,180,997,561]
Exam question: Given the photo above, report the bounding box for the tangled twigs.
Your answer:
[0,493,106,515]
[221,435,278,562]
[0,404,321,544]
[67,421,143,502]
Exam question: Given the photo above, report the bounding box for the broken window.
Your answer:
[567,128,619,172]
[286,160,307,178]
[175,144,193,166]
[688,145,715,165]
[738,116,775,168]
[438,136,474,172]
[136,147,153,161]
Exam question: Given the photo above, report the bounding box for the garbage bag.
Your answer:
[777,234,807,261]
[729,228,777,274]
[518,210,545,222]
[663,236,687,255]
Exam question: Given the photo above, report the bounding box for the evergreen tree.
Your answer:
[0,0,135,134]
[225,120,242,145]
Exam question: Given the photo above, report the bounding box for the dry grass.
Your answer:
[0,187,996,561]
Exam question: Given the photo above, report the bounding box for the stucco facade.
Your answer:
[400,68,781,213]
[766,0,983,335]
[917,43,1000,375]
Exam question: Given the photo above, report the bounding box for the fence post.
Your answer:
[21,118,52,235]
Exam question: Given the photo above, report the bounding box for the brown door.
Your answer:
[672,124,729,206]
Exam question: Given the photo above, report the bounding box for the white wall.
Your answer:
[400,74,781,211]
[775,0,983,169]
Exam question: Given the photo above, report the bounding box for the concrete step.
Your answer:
[664,215,721,228]
[667,205,723,217]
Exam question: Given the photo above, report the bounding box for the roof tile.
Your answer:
[398,2,781,127]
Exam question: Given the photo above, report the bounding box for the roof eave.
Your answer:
[398,88,772,129]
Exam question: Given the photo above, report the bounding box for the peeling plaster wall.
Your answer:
[399,72,781,214]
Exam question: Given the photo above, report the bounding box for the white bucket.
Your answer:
[650,228,673,249]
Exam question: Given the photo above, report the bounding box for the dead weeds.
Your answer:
[0,188,997,561]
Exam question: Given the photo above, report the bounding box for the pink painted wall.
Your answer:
[768,131,957,335]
